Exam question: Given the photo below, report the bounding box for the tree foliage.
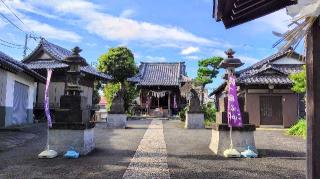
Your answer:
[103,82,138,112]
[97,46,138,112]
[97,46,137,83]
[195,56,224,87]
[289,65,306,93]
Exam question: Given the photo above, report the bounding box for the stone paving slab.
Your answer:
[123,120,170,179]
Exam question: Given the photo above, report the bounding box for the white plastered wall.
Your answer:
[5,71,36,109]
[0,69,7,107]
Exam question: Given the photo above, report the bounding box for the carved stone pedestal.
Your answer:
[185,113,204,129]
[49,127,95,155]
[107,114,127,128]
[209,123,257,155]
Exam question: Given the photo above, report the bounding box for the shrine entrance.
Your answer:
[147,90,173,117]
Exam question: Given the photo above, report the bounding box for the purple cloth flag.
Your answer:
[227,75,243,127]
[173,95,177,109]
[44,69,53,128]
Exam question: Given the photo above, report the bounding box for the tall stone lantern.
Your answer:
[49,47,95,155]
[209,49,257,156]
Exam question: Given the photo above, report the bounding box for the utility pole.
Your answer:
[23,33,40,58]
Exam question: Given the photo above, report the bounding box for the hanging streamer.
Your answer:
[44,69,53,128]
[227,75,242,127]
[150,91,167,98]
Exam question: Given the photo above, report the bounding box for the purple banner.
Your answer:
[44,69,53,128]
[173,95,177,109]
[227,75,243,127]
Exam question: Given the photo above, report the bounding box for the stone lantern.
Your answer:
[209,49,257,156]
[49,47,95,155]
[219,48,243,75]
[63,46,87,96]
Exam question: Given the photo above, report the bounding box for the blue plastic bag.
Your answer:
[64,148,80,159]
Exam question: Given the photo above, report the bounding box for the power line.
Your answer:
[0,12,25,33]
[0,42,24,49]
[0,38,23,47]
[0,0,40,39]
[0,0,25,26]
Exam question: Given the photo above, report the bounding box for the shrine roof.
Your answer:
[128,62,192,86]
[210,49,304,96]
[22,38,111,81]
[0,51,45,82]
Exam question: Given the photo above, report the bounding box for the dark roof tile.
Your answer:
[0,51,45,82]
[128,62,191,86]
[23,38,111,81]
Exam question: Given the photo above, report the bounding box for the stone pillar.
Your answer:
[185,89,204,129]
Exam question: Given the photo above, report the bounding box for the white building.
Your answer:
[0,51,45,128]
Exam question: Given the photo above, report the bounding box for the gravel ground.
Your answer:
[0,120,150,179]
[0,119,306,179]
[163,120,306,179]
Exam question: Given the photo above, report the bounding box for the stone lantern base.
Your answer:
[49,123,95,155]
[185,113,205,129]
[107,113,127,128]
[209,123,257,156]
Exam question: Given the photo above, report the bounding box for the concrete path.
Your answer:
[123,119,170,179]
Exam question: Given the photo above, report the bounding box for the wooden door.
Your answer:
[260,96,283,125]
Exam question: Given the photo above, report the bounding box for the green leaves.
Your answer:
[289,65,306,93]
[195,56,223,87]
[97,46,137,83]
[98,46,138,113]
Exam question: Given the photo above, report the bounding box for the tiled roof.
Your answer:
[23,38,111,81]
[27,60,69,69]
[210,50,304,96]
[237,48,302,74]
[128,62,191,86]
[0,51,45,82]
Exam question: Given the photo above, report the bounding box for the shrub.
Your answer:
[203,102,216,121]
[103,82,138,113]
[288,119,307,138]
[179,107,187,121]
[202,102,216,126]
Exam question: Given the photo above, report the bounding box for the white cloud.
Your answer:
[23,18,81,42]
[143,55,167,62]
[181,46,200,55]
[20,0,214,47]
[0,1,81,42]
[257,9,291,32]
[184,55,201,60]
[120,9,135,18]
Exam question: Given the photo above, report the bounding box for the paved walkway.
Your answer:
[123,119,170,179]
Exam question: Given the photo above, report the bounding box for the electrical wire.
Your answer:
[0,42,24,49]
[0,38,23,47]
[0,0,25,26]
[0,12,25,33]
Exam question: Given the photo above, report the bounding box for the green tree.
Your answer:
[289,65,306,93]
[98,47,138,112]
[195,56,224,104]
[97,46,137,86]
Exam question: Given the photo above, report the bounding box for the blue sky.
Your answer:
[0,0,303,92]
